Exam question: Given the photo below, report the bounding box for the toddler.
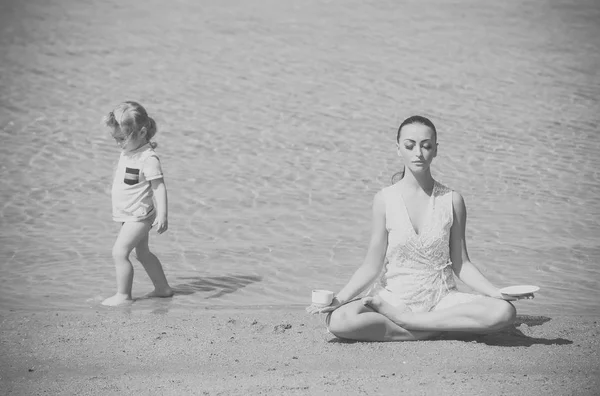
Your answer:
[102,101,173,306]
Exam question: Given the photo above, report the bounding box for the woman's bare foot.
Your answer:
[143,287,174,299]
[362,295,411,326]
[102,293,133,306]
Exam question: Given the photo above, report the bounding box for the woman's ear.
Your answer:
[396,143,402,157]
[139,127,147,139]
[433,142,439,158]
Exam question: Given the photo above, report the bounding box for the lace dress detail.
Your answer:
[368,180,456,312]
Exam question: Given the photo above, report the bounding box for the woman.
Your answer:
[307,116,532,341]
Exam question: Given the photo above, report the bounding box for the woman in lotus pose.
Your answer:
[307,116,532,341]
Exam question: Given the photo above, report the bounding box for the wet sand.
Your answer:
[1,309,599,395]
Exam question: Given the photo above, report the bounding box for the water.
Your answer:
[1,0,599,316]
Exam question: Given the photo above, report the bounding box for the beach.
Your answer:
[1,308,599,395]
[1,0,600,394]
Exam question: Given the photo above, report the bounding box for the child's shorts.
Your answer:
[119,209,156,225]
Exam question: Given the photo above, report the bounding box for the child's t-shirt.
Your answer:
[111,143,163,222]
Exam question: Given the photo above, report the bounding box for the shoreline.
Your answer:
[1,309,599,395]
[2,298,595,318]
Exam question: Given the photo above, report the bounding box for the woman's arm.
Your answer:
[449,191,503,298]
[151,178,168,234]
[334,190,389,303]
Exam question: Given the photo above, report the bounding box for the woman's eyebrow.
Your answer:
[402,138,431,143]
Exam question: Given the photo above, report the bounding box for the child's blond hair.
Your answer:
[104,101,158,148]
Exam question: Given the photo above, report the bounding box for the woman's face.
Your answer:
[397,123,437,173]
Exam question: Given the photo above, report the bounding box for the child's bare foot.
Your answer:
[143,287,174,299]
[362,295,411,325]
[102,293,133,306]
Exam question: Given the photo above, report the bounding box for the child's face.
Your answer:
[110,127,146,152]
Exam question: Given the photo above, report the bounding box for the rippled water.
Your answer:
[1,0,599,316]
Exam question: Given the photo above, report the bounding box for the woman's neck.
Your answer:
[401,168,434,193]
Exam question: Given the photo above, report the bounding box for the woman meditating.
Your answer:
[307,115,532,341]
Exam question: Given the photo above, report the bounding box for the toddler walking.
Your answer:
[102,101,173,306]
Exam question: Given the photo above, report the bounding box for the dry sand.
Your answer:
[1,307,599,395]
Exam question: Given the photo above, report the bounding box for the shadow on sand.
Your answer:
[171,274,263,299]
[437,315,572,347]
[328,315,573,347]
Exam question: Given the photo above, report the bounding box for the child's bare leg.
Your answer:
[135,232,173,298]
[102,221,152,306]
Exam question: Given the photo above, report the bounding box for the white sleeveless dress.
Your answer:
[366,180,479,313]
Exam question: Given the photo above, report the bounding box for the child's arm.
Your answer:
[151,178,168,234]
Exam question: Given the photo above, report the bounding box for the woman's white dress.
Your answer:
[367,180,462,312]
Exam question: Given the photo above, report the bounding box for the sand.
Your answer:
[1,308,599,396]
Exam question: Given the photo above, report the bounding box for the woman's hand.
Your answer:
[306,297,343,314]
[491,289,535,301]
[499,292,535,301]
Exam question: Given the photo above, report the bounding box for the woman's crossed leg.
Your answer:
[326,300,440,342]
[327,294,516,341]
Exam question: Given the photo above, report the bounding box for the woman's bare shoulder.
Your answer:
[451,190,467,217]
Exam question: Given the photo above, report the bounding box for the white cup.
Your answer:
[312,289,334,307]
